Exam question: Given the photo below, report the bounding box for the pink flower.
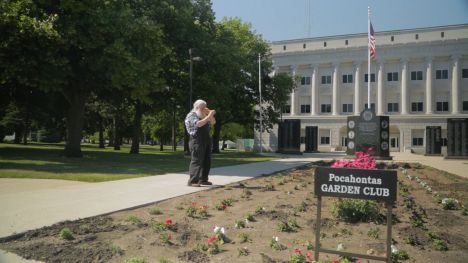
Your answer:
[356,259,362,263]
[165,218,172,225]
[332,260,339,263]
[191,202,197,206]
[306,251,313,260]
[207,235,218,245]
[201,205,208,210]
[293,248,302,254]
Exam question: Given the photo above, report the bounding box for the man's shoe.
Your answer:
[200,181,213,185]
[189,183,201,187]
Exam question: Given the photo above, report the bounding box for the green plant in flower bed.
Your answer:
[427,232,448,251]
[127,215,142,225]
[238,247,249,256]
[403,196,415,210]
[110,244,124,255]
[270,237,286,251]
[125,258,146,263]
[159,257,173,263]
[149,207,163,215]
[186,206,197,217]
[235,219,246,229]
[367,227,380,239]
[332,198,381,223]
[159,233,172,245]
[289,253,307,263]
[398,181,409,197]
[409,210,425,228]
[404,234,420,246]
[245,213,255,222]
[391,250,410,262]
[255,206,266,215]
[288,218,300,229]
[263,183,275,191]
[237,232,251,243]
[462,207,468,216]
[221,198,234,206]
[150,221,167,232]
[278,221,295,232]
[59,227,74,240]
[241,189,252,198]
[441,198,459,210]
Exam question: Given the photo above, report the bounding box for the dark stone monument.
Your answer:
[304,126,318,152]
[277,119,302,154]
[447,118,468,159]
[425,126,442,155]
[346,108,391,159]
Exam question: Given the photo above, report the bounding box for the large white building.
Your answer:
[257,24,468,154]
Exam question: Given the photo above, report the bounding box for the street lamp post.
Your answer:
[258,53,263,154]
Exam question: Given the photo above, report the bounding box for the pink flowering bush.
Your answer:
[331,148,376,169]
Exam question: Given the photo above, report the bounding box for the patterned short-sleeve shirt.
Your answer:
[185,111,199,136]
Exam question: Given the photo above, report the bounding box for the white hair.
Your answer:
[192,99,207,112]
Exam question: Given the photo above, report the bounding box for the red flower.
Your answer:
[356,259,362,263]
[306,251,313,260]
[165,218,172,225]
[201,205,208,210]
[293,248,302,254]
[207,235,218,245]
[332,260,339,263]
[191,202,197,206]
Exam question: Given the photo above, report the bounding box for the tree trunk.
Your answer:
[64,90,86,157]
[98,116,105,148]
[212,122,222,153]
[13,125,23,144]
[108,121,114,147]
[221,139,226,150]
[130,101,142,154]
[159,137,164,151]
[113,116,120,150]
[22,111,30,145]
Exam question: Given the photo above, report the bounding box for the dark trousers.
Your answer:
[188,138,211,184]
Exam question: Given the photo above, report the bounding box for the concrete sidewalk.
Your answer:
[0,158,317,239]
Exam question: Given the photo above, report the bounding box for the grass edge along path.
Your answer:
[0,143,279,182]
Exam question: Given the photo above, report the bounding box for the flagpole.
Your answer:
[367,6,371,110]
[259,53,263,154]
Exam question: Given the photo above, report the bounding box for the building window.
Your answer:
[441,138,447,146]
[464,101,468,111]
[387,103,399,113]
[387,72,399,81]
[323,41,327,47]
[301,76,311,85]
[462,69,468,78]
[321,104,331,113]
[415,34,419,40]
[345,40,348,45]
[282,105,291,114]
[300,104,311,113]
[436,69,449,79]
[303,43,306,49]
[411,71,423,80]
[411,102,424,112]
[364,73,376,83]
[320,136,330,145]
[364,103,375,110]
[283,45,286,51]
[342,104,353,113]
[342,74,353,83]
[391,36,394,42]
[441,32,445,38]
[321,75,332,84]
[436,101,449,112]
[412,137,423,146]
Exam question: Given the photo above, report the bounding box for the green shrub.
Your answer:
[149,207,162,215]
[127,215,142,225]
[59,227,74,240]
[391,250,410,262]
[125,258,146,263]
[110,244,124,255]
[245,213,255,222]
[150,221,167,232]
[332,199,380,223]
[278,221,294,232]
[432,239,448,251]
[186,206,197,217]
[237,233,251,243]
[159,257,173,263]
[235,219,246,229]
[289,253,307,263]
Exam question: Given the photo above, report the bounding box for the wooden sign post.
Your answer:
[314,167,397,263]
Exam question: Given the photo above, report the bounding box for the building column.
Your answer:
[354,62,361,115]
[290,65,297,115]
[377,61,384,115]
[425,57,433,114]
[400,59,408,115]
[310,65,318,115]
[451,55,460,114]
[332,63,339,115]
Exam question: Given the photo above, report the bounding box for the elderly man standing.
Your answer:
[184,99,216,187]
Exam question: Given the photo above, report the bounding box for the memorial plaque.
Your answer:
[305,126,318,152]
[277,119,301,154]
[347,108,390,159]
[447,118,468,158]
[425,126,442,155]
[315,167,397,204]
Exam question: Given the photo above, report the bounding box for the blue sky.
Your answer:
[211,0,468,42]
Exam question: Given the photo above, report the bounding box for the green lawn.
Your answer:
[0,143,279,182]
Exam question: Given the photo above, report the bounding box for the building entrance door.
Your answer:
[390,136,399,152]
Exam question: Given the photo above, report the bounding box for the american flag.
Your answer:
[369,21,376,60]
